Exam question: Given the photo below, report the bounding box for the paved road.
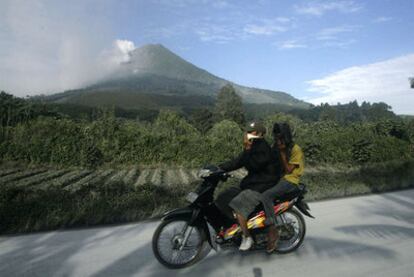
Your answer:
[1,189,414,277]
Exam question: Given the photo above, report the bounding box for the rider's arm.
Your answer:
[218,151,247,172]
[280,150,297,174]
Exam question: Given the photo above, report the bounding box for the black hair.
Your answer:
[272,122,294,156]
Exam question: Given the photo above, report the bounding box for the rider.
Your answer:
[215,122,282,228]
[229,122,304,252]
[263,122,304,253]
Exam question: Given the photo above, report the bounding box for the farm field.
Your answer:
[0,166,206,190]
[1,160,414,234]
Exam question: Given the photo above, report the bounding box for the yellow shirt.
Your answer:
[283,144,304,185]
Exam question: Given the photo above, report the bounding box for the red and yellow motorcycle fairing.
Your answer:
[222,201,291,240]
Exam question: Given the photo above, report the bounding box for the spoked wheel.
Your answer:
[152,218,207,269]
[275,207,306,254]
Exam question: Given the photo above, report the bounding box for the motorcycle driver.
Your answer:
[215,122,282,235]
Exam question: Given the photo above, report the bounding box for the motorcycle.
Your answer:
[152,166,314,269]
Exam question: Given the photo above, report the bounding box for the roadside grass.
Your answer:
[0,159,413,234]
[303,159,414,201]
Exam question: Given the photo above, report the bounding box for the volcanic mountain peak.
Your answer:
[117,44,222,85]
[44,43,309,109]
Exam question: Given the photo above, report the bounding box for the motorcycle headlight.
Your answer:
[186,192,199,203]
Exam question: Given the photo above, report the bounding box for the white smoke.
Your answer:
[101,40,136,67]
[0,0,136,96]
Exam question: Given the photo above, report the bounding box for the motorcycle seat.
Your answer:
[247,183,308,218]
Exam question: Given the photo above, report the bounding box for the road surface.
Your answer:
[1,189,414,277]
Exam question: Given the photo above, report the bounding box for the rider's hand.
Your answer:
[277,138,286,150]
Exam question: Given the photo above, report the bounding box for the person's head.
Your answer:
[272,122,293,147]
[246,122,266,138]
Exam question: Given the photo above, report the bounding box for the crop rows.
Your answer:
[123,167,140,185]
[0,168,22,178]
[35,170,92,190]
[0,167,248,191]
[7,170,71,189]
[64,169,115,192]
[0,169,48,186]
[105,169,129,185]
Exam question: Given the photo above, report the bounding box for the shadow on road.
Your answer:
[360,189,414,224]
[0,224,146,277]
[298,236,396,259]
[89,233,397,277]
[2,190,411,276]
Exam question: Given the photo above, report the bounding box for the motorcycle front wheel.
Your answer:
[152,218,207,269]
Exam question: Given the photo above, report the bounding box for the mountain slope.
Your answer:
[44,44,310,109]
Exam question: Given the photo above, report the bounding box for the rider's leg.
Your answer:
[229,189,262,251]
[235,212,254,251]
[261,181,286,225]
[215,186,242,220]
[261,180,294,253]
[266,224,279,253]
[236,213,250,237]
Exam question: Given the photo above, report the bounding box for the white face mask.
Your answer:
[247,133,260,141]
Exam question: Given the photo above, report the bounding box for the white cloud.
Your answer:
[276,40,307,49]
[295,1,362,16]
[307,54,414,114]
[243,18,290,36]
[211,0,229,9]
[372,16,392,23]
[195,24,242,43]
[244,25,286,36]
[316,25,356,40]
[312,25,358,48]
[155,0,230,9]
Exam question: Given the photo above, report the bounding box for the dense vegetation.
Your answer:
[1,89,413,167]
[1,87,414,234]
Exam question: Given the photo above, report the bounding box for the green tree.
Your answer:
[190,108,214,134]
[214,84,245,125]
[206,120,243,163]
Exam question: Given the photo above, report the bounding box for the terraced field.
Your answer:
[0,166,249,234]
[0,167,246,190]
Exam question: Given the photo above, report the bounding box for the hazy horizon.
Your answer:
[1,0,413,114]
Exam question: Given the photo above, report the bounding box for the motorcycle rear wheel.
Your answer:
[275,207,306,254]
[152,218,207,269]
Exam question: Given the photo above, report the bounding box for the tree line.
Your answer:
[1,86,413,168]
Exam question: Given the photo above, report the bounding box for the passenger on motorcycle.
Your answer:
[215,121,282,237]
[230,122,304,253]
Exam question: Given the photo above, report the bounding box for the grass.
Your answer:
[0,159,413,234]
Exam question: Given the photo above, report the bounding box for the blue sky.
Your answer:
[1,0,414,114]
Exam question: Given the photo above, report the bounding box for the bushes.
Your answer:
[2,118,83,165]
[206,120,243,164]
[0,110,413,167]
[302,159,414,201]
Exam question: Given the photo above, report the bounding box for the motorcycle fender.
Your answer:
[162,207,193,222]
[295,200,315,218]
